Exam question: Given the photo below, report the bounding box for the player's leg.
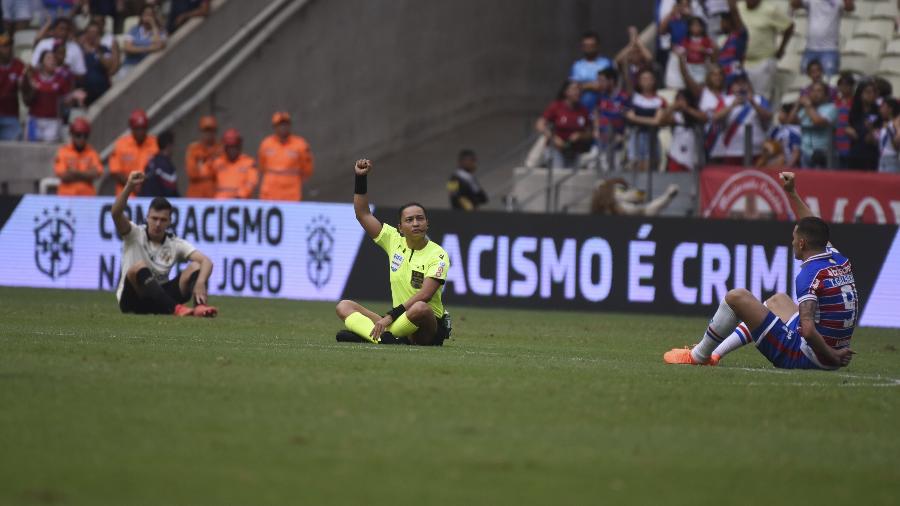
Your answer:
[712,293,798,360]
[176,261,201,300]
[666,288,770,365]
[336,299,382,343]
[124,261,187,315]
[395,301,438,346]
[168,263,217,317]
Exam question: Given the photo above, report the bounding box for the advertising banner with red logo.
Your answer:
[700,166,900,225]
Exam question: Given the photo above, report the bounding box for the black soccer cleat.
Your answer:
[335,330,368,343]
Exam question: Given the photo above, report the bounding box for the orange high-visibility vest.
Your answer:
[108,134,158,194]
[213,153,259,199]
[185,140,222,198]
[54,143,103,196]
[257,134,313,201]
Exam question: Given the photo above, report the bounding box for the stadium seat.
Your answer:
[885,37,900,55]
[850,1,875,20]
[839,18,858,44]
[870,2,899,21]
[787,72,810,93]
[13,30,36,51]
[778,49,802,74]
[876,55,900,76]
[844,36,884,57]
[17,48,32,65]
[840,53,878,75]
[853,19,895,40]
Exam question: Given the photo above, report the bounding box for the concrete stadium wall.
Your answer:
[163,0,654,203]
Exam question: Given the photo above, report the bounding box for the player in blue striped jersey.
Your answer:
[664,171,856,369]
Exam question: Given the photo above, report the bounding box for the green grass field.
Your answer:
[1,287,899,505]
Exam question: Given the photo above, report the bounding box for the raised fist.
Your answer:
[779,171,795,193]
[127,171,145,186]
[354,159,371,176]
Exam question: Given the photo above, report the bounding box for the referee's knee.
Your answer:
[336,299,354,318]
[408,301,430,320]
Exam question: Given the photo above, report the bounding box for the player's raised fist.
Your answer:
[127,171,145,186]
[355,159,371,176]
[779,172,795,193]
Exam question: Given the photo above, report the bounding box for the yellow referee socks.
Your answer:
[388,313,419,338]
[344,312,377,343]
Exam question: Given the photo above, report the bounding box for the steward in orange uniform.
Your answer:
[54,118,103,196]
[109,109,158,195]
[185,115,221,198]
[213,128,258,199]
[257,111,314,201]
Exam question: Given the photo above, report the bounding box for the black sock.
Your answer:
[136,268,178,314]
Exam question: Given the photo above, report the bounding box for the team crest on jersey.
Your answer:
[391,253,404,272]
[34,206,75,280]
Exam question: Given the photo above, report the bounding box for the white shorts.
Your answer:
[1,0,34,21]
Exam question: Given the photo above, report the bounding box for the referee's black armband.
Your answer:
[386,304,405,320]
[355,174,367,194]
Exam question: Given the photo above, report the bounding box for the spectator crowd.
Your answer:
[534,0,900,174]
[1,0,210,142]
[52,108,315,201]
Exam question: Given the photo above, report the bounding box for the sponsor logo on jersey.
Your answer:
[411,270,424,289]
[391,253,404,272]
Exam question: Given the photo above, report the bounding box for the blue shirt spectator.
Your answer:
[570,31,612,112]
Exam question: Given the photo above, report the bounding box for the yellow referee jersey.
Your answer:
[373,224,449,318]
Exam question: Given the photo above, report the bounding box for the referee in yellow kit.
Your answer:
[335,159,452,346]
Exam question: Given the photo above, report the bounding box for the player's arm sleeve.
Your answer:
[176,238,197,262]
[121,220,139,241]
[425,252,449,285]
[372,223,396,253]
[795,269,818,305]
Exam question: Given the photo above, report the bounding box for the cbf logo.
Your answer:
[306,215,334,289]
[34,206,75,280]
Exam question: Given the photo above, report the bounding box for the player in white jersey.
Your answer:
[113,171,218,317]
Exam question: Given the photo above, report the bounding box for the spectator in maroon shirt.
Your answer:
[0,33,25,141]
[535,79,592,168]
[21,50,85,142]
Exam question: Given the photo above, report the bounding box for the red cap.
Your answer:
[271,111,291,125]
[128,109,149,129]
[70,117,91,135]
[222,128,242,146]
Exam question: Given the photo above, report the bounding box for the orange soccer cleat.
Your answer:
[663,347,720,366]
[192,304,218,318]
[173,304,194,317]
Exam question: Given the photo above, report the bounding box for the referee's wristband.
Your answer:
[355,174,367,194]
[386,304,405,321]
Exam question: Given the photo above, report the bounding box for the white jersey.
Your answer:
[709,94,770,159]
[116,221,196,301]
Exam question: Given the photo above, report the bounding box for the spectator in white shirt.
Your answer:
[32,17,87,77]
[790,0,855,78]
